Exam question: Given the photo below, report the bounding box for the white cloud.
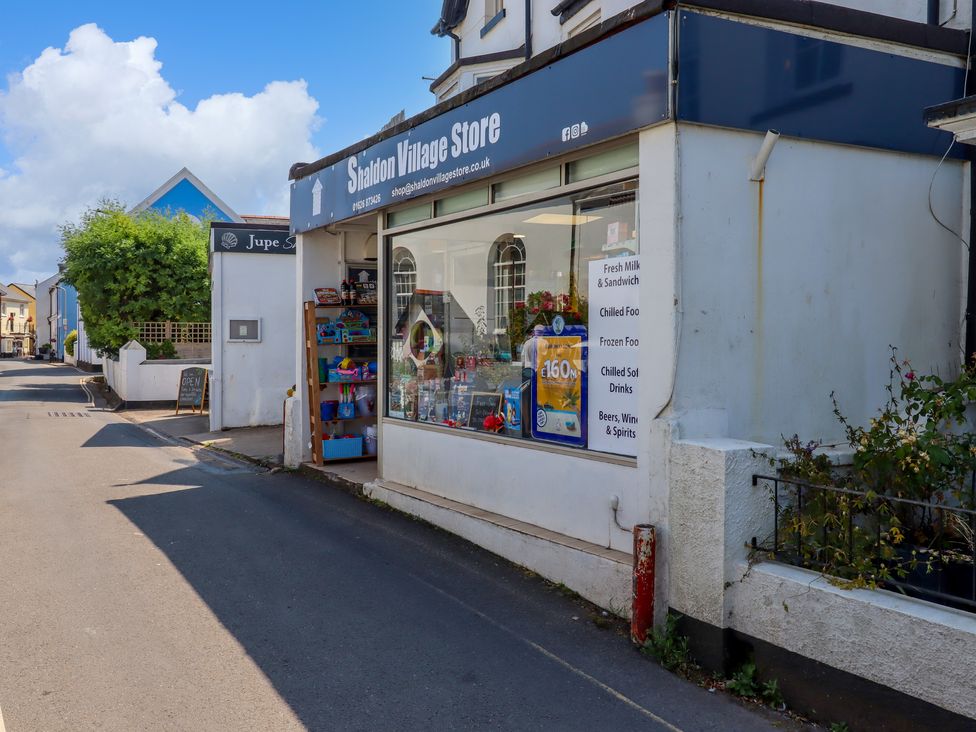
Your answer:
[0,23,321,285]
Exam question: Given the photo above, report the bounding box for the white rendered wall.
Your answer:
[34,274,57,354]
[211,251,296,430]
[673,125,966,445]
[104,340,210,403]
[381,421,639,551]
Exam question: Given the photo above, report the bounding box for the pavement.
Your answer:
[0,358,811,731]
[118,408,285,466]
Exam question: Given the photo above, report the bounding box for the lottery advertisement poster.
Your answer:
[531,324,587,448]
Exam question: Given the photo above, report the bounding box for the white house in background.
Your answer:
[287,1,976,727]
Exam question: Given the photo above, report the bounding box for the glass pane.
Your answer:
[566,143,638,183]
[385,179,640,456]
[493,167,560,202]
[435,188,489,217]
[387,202,431,228]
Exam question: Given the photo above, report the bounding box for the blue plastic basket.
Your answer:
[322,436,363,460]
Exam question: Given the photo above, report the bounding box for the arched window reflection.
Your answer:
[487,235,526,334]
[392,247,417,318]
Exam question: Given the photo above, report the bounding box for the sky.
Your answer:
[0,0,447,286]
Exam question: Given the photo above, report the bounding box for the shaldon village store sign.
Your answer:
[210,223,296,255]
[290,14,669,233]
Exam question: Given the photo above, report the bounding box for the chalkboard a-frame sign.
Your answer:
[176,367,209,415]
[467,391,503,431]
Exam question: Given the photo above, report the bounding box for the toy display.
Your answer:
[317,310,376,345]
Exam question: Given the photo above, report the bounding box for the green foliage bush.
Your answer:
[144,340,177,360]
[63,329,77,357]
[770,348,976,589]
[640,613,691,672]
[60,202,210,356]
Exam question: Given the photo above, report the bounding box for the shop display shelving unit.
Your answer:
[303,300,378,466]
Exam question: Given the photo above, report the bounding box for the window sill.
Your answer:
[480,9,506,38]
[382,416,638,467]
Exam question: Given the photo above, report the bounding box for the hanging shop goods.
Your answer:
[385,178,640,457]
[303,276,378,465]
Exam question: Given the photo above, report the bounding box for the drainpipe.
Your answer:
[967,1,976,360]
[524,0,533,59]
[929,0,941,25]
[448,31,461,62]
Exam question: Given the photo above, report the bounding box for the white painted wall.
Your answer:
[381,421,639,551]
[34,273,58,354]
[74,316,102,368]
[104,340,210,403]
[729,561,976,721]
[672,124,966,445]
[669,436,976,721]
[210,251,296,430]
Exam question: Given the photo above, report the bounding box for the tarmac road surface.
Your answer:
[0,359,804,731]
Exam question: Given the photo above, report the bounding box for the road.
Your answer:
[0,359,797,731]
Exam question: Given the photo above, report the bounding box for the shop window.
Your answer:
[566,144,639,183]
[392,247,417,319]
[387,202,431,228]
[435,188,490,217]
[493,167,560,202]
[386,179,640,457]
[488,236,526,334]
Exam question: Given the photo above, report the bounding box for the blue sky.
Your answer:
[0,1,449,283]
[0,1,448,163]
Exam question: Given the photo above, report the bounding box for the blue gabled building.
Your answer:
[130,167,243,222]
[58,168,243,366]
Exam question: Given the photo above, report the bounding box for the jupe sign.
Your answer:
[210,224,295,255]
[290,14,669,232]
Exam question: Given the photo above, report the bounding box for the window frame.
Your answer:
[381,160,640,465]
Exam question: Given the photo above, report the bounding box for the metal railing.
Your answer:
[753,474,976,612]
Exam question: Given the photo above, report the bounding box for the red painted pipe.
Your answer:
[631,523,656,645]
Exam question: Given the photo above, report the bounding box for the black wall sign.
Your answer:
[290,14,668,232]
[211,223,295,254]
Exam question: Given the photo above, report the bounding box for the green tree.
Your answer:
[64,329,77,357]
[60,202,211,356]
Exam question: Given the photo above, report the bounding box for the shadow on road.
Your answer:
[105,469,697,731]
[0,365,82,379]
[0,383,87,402]
[82,423,164,448]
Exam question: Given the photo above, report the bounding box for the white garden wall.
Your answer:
[104,340,210,404]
